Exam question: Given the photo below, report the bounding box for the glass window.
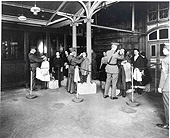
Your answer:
[148,2,169,22]
[149,31,157,40]
[148,3,157,21]
[159,9,168,19]
[160,44,165,56]
[159,29,168,39]
[2,29,24,61]
[29,31,46,56]
[151,45,156,56]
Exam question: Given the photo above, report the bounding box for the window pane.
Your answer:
[149,3,157,12]
[151,45,156,56]
[160,44,165,56]
[159,2,169,9]
[149,31,157,40]
[149,12,157,21]
[159,9,168,19]
[159,29,168,39]
[2,29,24,61]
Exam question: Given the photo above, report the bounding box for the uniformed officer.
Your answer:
[28,46,44,91]
[156,43,169,129]
[67,47,84,94]
[103,42,124,100]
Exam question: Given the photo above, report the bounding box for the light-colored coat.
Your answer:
[159,55,169,92]
[105,50,124,73]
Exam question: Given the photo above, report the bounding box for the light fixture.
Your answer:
[30,1,40,15]
[18,2,27,21]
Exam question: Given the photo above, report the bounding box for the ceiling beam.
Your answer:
[91,24,146,34]
[2,15,47,26]
[47,1,66,24]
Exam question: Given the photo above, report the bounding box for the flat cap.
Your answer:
[69,47,77,52]
[164,43,170,51]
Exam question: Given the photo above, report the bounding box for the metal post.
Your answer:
[131,65,134,102]
[26,70,37,99]
[126,65,139,107]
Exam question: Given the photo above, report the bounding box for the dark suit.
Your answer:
[28,53,43,90]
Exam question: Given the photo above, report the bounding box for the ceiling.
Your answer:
[2,1,114,28]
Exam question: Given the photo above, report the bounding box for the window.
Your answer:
[160,44,165,56]
[148,3,157,21]
[2,29,24,61]
[159,29,168,39]
[148,2,169,22]
[149,31,157,40]
[159,2,169,19]
[151,45,156,56]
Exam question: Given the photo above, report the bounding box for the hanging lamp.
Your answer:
[18,3,27,21]
[30,1,40,15]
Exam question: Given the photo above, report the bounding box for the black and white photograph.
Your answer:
[1,1,169,138]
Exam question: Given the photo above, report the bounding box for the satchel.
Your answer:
[48,80,59,89]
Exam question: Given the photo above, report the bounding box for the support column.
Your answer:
[85,18,93,82]
[72,23,77,48]
[132,2,135,32]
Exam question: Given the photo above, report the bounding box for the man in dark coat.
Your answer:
[28,46,44,91]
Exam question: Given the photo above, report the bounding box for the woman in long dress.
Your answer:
[53,51,64,87]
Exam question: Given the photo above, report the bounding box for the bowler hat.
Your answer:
[164,43,170,51]
[69,47,77,52]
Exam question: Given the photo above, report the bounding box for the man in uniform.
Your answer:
[67,47,84,94]
[28,46,44,91]
[103,42,124,100]
[156,43,169,129]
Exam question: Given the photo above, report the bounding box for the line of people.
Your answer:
[28,46,91,92]
[99,42,152,100]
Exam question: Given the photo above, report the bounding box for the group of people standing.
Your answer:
[28,46,90,94]
[99,42,152,100]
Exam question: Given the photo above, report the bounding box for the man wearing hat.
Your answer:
[103,42,125,100]
[156,43,169,129]
[28,46,44,91]
[67,47,84,94]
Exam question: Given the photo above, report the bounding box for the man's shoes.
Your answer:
[103,95,109,98]
[110,97,118,100]
[156,124,169,129]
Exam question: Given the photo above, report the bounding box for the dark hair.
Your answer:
[141,52,146,56]
[133,48,139,52]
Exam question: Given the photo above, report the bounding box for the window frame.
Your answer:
[150,44,157,57]
[147,2,169,23]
